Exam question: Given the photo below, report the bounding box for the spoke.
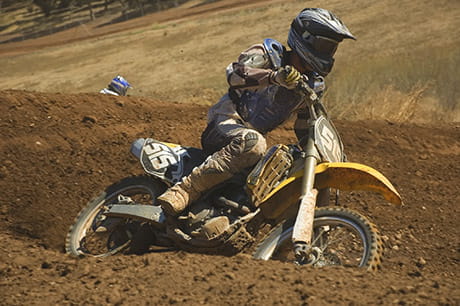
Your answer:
[321,226,348,247]
[311,227,327,246]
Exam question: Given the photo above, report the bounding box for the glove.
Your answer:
[271,65,302,89]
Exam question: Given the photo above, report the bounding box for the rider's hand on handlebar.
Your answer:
[270,65,302,89]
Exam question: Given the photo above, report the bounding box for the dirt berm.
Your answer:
[0,90,458,305]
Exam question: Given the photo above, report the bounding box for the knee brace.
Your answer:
[242,131,266,158]
[242,131,260,153]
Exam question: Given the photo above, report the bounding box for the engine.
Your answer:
[179,181,253,240]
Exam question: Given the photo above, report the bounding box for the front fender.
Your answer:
[314,162,402,205]
[258,162,402,219]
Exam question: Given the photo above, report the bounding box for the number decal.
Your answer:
[140,139,190,183]
[315,117,343,162]
[320,125,335,152]
[144,142,178,170]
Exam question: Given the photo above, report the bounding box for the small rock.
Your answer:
[408,270,422,277]
[416,257,426,267]
[224,272,235,280]
[82,115,97,124]
[419,154,429,160]
[418,291,429,299]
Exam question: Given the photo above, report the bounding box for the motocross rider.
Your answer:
[157,8,355,216]
[100,75,132,96]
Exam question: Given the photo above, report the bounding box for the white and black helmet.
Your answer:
[288,8,355,76]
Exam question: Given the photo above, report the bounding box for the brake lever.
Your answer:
[296,76,318,102]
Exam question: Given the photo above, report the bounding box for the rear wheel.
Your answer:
[65,176,165,257]
[253,207,384,271]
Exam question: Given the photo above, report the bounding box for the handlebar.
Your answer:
[296,75,318,102]
[295,75,330,121]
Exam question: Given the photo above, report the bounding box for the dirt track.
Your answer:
[0,90,458,305]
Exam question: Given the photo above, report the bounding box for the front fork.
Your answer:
[292,133,320,265]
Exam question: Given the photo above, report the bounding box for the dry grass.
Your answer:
[326,46,460,122]
[0,0,459,122]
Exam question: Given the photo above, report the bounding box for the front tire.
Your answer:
[253,207,384,271]
[65,176,165,257]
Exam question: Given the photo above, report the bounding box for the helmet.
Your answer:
[108,75,132,96]
[287,8,355,76]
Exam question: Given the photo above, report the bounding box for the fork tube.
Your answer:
[292,131,319,246]
[300,104,319,196]
[301,137,318,196]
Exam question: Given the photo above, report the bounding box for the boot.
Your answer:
[156,175,200,216]
[156,161,233,216]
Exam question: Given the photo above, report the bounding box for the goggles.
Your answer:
[301,31,339,57]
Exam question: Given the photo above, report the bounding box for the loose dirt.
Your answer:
[0,90,458,305]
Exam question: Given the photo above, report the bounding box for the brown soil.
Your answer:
[0,90,458,305]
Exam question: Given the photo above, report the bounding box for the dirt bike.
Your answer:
[65,77,402,271]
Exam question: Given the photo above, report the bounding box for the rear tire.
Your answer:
[65,176,166,257]
[253,207,384,271]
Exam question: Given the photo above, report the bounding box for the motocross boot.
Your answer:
[156,169,199,216]
[156,162,233,216]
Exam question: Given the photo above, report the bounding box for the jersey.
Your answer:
[225,39,325,134]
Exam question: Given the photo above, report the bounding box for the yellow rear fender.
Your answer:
[262,162,402,206]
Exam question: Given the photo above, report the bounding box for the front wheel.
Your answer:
[253,207,384,271]
[65,176,166,257]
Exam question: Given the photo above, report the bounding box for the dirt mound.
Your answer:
[0,90,459,304]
